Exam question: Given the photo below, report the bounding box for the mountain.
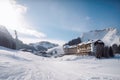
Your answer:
[0,25,16,49]
[81,28,120,46]
[26,42,59,57]
[30,41,59,51]
[0,25,59,55]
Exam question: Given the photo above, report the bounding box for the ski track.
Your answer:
[0,49,120,80]
[0,60,120,80]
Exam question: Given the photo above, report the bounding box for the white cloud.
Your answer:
[0,0,46,38]
[0,0,65,45]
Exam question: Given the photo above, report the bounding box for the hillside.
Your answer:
[81,28,120,46]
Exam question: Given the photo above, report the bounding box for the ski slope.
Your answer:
[0,46,120,80]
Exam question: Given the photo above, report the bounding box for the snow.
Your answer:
[0,46,120,80]
[47,46,64,55]
[81,28,120,46]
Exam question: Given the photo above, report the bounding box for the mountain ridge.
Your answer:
[81,27,120,46]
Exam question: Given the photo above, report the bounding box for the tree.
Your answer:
[118,45,120,54]
[112,44,119,54]
[103,46,110,58]
[95,44,104,58]
[109,46,114,57]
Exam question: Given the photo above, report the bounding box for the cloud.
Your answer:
[0,0,65,45]
[0,0,46,38]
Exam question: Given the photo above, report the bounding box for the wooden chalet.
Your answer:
[63,40,104,56]
[63,45,78,55]
[77,42,92,55]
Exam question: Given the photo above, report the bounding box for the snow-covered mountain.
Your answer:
[81,28,120,46]
[30,41,59,51]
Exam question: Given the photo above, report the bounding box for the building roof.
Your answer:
[63,39,104,49]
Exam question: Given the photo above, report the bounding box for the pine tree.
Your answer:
[95,44,104,58]
[118,45,120,54]
[104,46,109,58]
[112,44,118,54]
[109,46,114,57]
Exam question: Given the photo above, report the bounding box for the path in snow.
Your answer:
[0,47,120,80]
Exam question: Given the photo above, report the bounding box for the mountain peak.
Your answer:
[30,41,59,51]
[81,27,120,46]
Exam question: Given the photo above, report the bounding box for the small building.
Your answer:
[77,42,93,55]
[63,45,78,55]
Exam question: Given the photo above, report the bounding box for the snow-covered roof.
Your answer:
[63,45,77,48]
[78,40,95,46]
[64,39,104,48]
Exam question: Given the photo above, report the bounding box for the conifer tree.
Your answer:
[104,46,109,58]
[109,46,114,57]
[112,44,119,54]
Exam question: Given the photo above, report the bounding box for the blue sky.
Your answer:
[17,0,120,41]
[0,0,120,44]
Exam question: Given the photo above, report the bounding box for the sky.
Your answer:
[0,0,120,45]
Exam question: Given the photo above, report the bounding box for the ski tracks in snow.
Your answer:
[0,53,120,80]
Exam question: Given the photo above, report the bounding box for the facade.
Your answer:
[63,40,104,56]
[63,45,78,55]
[77,43,93,55]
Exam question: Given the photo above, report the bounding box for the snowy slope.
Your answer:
[81,28,120,46]
[46,46,64,57]
[0,46,120,80]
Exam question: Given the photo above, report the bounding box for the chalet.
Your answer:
[63,40,104,56]
[77,42,93,55]
[63,45,78,55]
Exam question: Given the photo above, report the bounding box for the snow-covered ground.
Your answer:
[0,46,120,80]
